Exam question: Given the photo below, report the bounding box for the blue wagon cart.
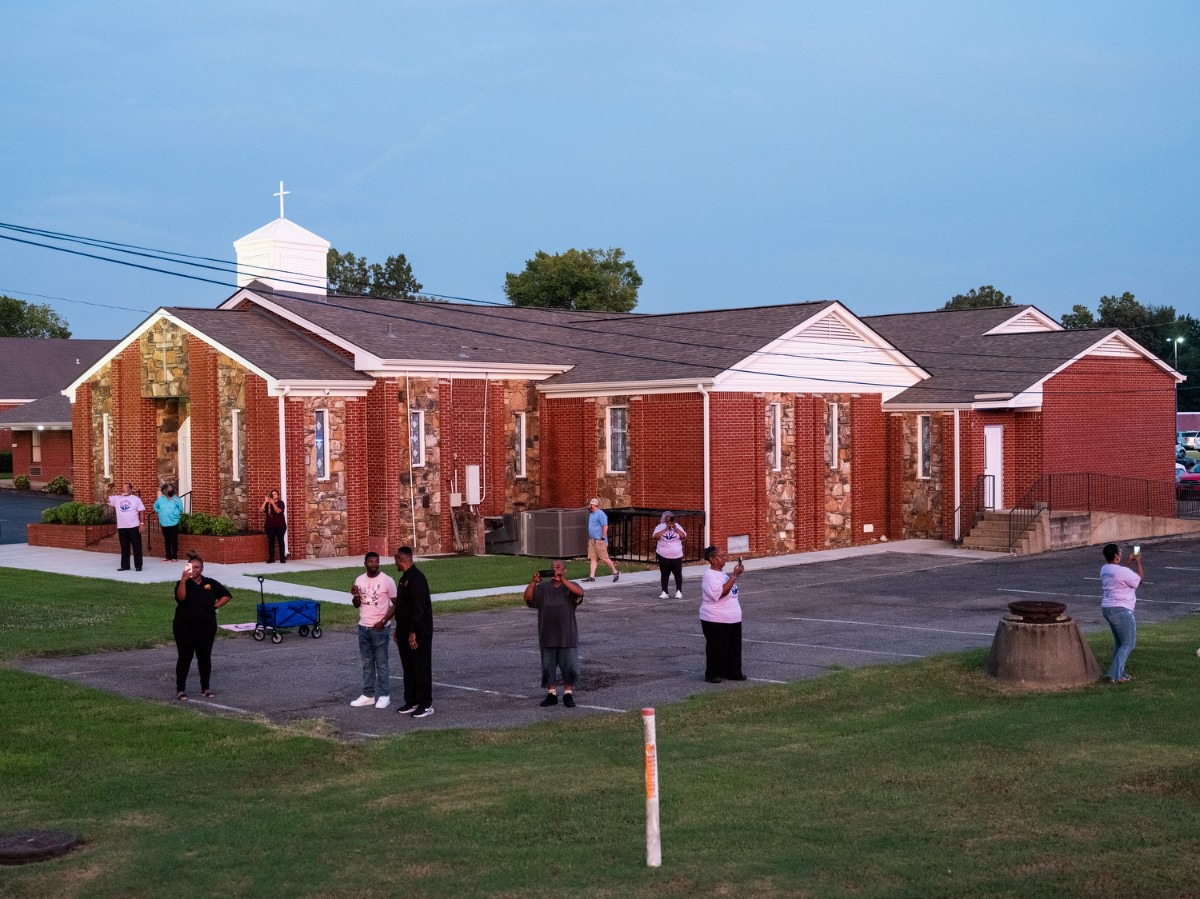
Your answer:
[253,576,322,644]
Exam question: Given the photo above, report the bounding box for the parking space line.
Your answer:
[192,700,250,713]
[787,617,993,637]
[743,638,923,658]
[430,680,530,700]
[1164,566,1200,572]
[575,703,627,713]
[749,677,787,684]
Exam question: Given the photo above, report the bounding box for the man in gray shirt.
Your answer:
[523,559,586,708]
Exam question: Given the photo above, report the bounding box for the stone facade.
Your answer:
[763,394,796,555]
[302,397,349,558]
[898,411,943,538]
[593,395,631,508]
[156,398,186,490]
[216,354,249,527]
[142,323,188,399]
[88,365,113,502]
[400,377,443,556]
[504,380,540,513]
[824,395,853,548]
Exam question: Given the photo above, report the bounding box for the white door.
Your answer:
[177,417,192,509]
[984,425,1003,510]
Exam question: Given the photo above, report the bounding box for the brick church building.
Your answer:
[62,213,1181,560]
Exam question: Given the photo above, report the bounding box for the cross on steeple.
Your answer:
[274,180,290,219]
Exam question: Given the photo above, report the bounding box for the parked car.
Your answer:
[1178,445,1188,462]
[1177,470,1200,496]
[1183,431,1200,449]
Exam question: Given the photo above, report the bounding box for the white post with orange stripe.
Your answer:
[643,707,661,867]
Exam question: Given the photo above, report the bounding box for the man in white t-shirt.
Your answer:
[349,552,397,709]
[108,483,146,572]
[1099,542,1143,683]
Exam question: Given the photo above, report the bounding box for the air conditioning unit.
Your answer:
[523,508,589,558]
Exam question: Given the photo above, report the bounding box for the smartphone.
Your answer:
[1133,545,1141,556]
[538,569,555,579]
[737,557,743,565]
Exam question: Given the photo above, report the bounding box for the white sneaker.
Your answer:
[350,694,375,707]
[675,590,683,599]
[659,591,669,599]
[375,695,391,709]
[411,706,435,718]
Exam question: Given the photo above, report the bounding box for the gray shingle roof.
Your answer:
[0,337,117,401]
[0,392,72,427]
[863,306,1121,404]
[166,308,372,382]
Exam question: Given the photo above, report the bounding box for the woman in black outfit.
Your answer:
[173,552,232,701]
[263,490,287,563]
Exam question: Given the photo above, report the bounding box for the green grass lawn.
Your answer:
[256,554,651,594]
[4,567,1200,896]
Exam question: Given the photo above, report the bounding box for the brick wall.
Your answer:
[850,395,886,543]
[540,396,594,508]
[243,374,281,533]
[629,393,705,511]
[10,430,74,481]
[344,396,370,556]
[110,342,158,499]
[283,399,307,560]
[186,340,221,515]
[72,383,94,501]
[708,392,762,554]
[366,378,404,554]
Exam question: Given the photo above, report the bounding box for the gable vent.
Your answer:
[990,310,1057,334]
[808,315,867,344]
[1091,337,1140,358]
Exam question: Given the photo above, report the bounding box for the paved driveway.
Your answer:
[18,537,1200,740]
[0,490,60,544]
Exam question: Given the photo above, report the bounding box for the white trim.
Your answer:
[102,413,112,480]
[699,384,711,547]
[409,409,426,468]
[828,402,839,470]
[917,414,931,480]
[270,379,373,397]
[231,408,242,482]
[513,411,527,479]
[540,378,714,399]
[314,409,331,481]
[607,405,629,474]
[983,307,1064,335]
[769,403,782,472]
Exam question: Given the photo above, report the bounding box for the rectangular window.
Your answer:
[828,402,839,470]
[102,413,112,480]
[769,403,782,471]
[918,415,932,479]
[31,430,42,464]
[607,406,628,473]
[514,411,527,478]
[409,410,425,468]
[231,409,242,482]
[314,409,329,480]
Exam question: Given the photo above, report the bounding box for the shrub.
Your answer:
[78,503,109,526]
[41,506,61,524]
[45,475,71,495]
[54,502,82,525]
[40,502,108,526]
[13,474,31,490]
[179,511,240,536]
[210,517,238,537]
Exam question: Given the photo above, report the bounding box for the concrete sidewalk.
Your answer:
[0,539,999,606]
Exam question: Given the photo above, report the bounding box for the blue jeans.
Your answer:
[540,647,580,688]
[358,624,392,698]
[1102,607,1136,681]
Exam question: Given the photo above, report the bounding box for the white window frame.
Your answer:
[102,413,112,480]
[409,409,425,468]
[314,409,330,481]
[514,411,527,479]
[918,414,932,480]
[828,402,839,470]
[607,405,628,474]
[31,429,42,464]
[231,409,242,482]
[769,403,782,472]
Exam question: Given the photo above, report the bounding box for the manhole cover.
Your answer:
[1007,600,1067,624]
[0,831,79,865]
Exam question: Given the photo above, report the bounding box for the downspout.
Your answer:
[698,383,711,547]
[277,390,289,557]
[953,409,961,541]
[478,376,488,505]
[406,373,417,548]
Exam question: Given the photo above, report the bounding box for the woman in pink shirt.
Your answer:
[1099,542,1143,683]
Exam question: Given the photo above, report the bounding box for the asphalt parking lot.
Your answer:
[18,536,1200,740]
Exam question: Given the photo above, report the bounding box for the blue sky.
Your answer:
[3,1,1197,339]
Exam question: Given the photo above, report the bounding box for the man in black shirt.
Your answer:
[523,559,585,708]
[394,546,435,718]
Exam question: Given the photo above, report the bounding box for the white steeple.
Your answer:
[233,182,330,295]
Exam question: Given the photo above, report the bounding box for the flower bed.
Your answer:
[26,524,269,564]
[27,523,116,550]
[175,532,269,565]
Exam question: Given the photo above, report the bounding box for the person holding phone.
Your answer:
[699,546,745,683]
[172,552,232,701]
[263,490,287,563]
[524,559,586,707]
[108,482,146,572]
[651,511,687,599]
[1100,542,1143,683]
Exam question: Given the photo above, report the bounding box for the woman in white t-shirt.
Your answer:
[1099,542,1143,683]
[650,511,688,599]
[699,545,745,683]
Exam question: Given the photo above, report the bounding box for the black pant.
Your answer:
[266,526,286,562]
[118,526,143,570]
[161,524,179,561]
[397,631,433,708]
[174,616,218,692]
[701,620,743,680]
[657,553,683,593]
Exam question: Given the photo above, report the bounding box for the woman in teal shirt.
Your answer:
[154,485,184,562]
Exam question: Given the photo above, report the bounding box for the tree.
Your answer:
[504,247,642,313]
[0,295,71,338]
[327,248,422,299]
[941,285,1013,311]
[1059,304,1097,329]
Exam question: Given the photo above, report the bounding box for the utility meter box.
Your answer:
[466,465,482,506]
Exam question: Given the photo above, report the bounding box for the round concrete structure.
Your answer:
[985,613,1100,690]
